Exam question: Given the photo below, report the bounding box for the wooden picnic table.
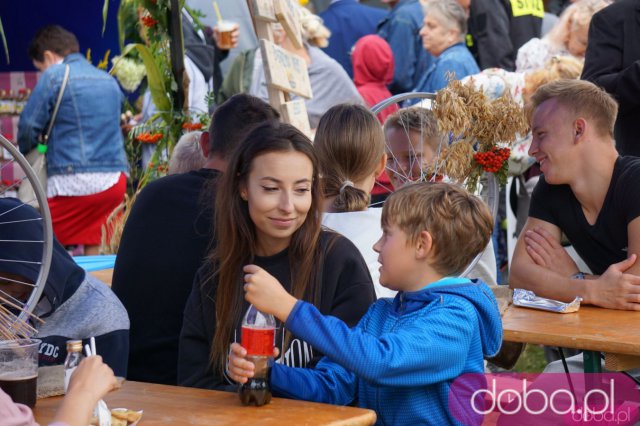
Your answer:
[502,304,640,372]
[89,268,114,287]
[33,381,377,426]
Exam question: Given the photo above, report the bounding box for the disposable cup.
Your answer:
[216,20,237,50]
[0,338,41,407]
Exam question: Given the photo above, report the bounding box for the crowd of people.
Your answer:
[2,0,640,424]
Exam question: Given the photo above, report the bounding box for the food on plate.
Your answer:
[90,408,143,425]
[111,408,143,424]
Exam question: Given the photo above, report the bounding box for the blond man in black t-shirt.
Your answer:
[510,79,640,311]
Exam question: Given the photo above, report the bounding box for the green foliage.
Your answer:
[102,0,109,35]
[117,0,140,51]
[0,17,8,64]
[184,5,207,31]
[113,0,211,188]
[120,43,171,115]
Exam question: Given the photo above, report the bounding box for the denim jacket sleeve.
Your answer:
[431,47,479,92]
[379,13,421,94]
[17,68,58,154]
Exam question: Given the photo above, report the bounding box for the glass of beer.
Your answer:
[216,20,237,50]
[0,339,40,407]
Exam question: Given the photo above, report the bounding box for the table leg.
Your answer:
[583,350,603,373]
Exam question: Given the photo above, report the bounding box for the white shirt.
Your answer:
[322,208,499,299]
[322,208,398,299]
[47,172,121,197]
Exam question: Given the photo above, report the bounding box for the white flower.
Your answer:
[111,56,147,93]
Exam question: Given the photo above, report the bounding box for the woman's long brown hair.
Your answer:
[209,122,323,374]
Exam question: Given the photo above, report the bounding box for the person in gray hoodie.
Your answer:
[0,198,129,376]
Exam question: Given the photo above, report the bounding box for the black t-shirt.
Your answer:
[529,156,640,275]
[112,168,220,385]
[177,230,376,390]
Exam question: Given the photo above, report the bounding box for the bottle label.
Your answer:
[241,326,275,356]
[64,367,76,393]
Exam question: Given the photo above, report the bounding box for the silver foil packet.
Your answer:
[512,289,582,313]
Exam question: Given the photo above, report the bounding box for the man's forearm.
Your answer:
[510,261,592,303]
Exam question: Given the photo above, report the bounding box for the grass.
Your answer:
[512,344,548,373]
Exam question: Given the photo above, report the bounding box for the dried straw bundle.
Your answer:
[442,141,475,181]
[431,77,529,189]
[100,192,138,255]
[0,297,41,340]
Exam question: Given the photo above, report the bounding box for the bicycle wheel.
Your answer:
[371,92,500,279]
[0,134,52,335]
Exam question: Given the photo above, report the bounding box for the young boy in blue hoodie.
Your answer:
[230,182,503,425]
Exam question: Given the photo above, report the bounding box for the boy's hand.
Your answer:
[243,264,298,322]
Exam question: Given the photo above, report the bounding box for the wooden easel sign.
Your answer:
[282,99,311,136]
[274,0,303,49]
[260,40,312,99]
[247,0,312,136]
[251,0,276,21]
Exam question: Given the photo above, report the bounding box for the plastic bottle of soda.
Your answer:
[238,304,275,406]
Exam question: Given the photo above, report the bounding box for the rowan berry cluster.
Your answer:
[182,122,203,131]
[135,132,163,144]
[141,15,158,28]
[473,147,510,173]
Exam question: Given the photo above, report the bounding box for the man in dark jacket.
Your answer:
[462,0,543,70]
[111,94,279,385]
[581,0,640,157]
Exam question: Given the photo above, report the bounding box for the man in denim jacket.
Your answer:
[377,0,434,95]
[18,25,128,254]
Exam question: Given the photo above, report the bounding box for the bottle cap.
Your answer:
[66,340,83,352]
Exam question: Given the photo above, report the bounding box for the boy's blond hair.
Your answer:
[383,108,444,152]
[382,182,493,276]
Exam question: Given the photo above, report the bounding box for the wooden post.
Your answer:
[246,0,312,136]
[168,0,186,111]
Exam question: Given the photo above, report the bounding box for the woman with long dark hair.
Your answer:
[177,122,375,390]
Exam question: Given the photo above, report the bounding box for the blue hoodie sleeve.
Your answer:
[284,300,477,387]
[271,357,358,405]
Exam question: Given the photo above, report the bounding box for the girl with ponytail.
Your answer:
[315,104,393,298]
